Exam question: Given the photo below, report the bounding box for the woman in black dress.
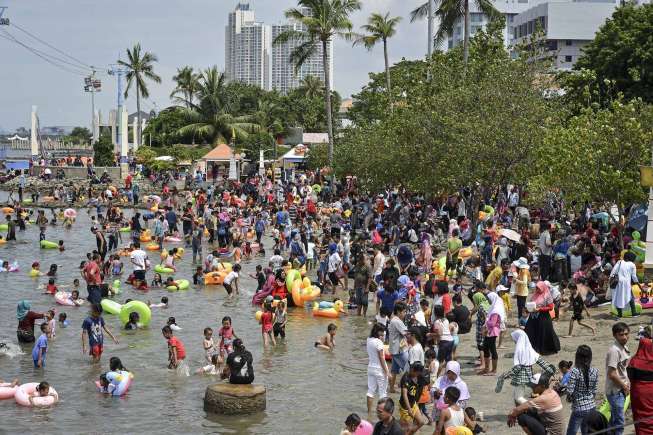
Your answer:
[525,281,560,355]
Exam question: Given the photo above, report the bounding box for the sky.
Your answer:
[0,0,428,131]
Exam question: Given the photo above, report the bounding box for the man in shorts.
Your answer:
[130,241,148,290]
[388,302,408,394]
[399,362,429,435]
[82,304,118,363]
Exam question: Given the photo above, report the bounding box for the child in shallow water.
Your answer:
[315,323,337,351]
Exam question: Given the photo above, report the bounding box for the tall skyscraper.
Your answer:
[225,3,271,90]
[271,8,333,94]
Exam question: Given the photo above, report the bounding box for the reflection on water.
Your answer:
[0,203,372,434]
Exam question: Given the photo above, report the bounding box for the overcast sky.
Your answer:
[0,0,428,131]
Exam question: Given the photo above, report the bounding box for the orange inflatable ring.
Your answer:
[204,271,228,285]
[118,249,132,257]
[312,300,343,318]
[139,230,152,243]
[1,207,14,214]
[146,243,160,251]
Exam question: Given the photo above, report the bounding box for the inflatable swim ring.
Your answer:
[204,271,227,285]
[636,298,653,310]
[154,265,174,274]
[0,224,8,231]
[22,198,33,204]
[54,291,84,307]
[288,270,321,306]
[255,310,263,322]
[101,299,122,315]
[40,240,58,249]
[119,301,151,327]
[167,279,189,292]
[95,370,133,396]
[1,207,14,214]
[28,268,40,277]
[0,383,17,400]
[117,249,132,257]
[0,239,5,245]
[119,227,131,233]
[146,243,160,251]
[174,248,184,259]
[164,236,181,243]
[312,300,344,318]
[139,230,152,242]
[445,427,473,435]
[14,383,58,407]
[610,303,643,317]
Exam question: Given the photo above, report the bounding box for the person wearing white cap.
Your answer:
[512,257,531,322]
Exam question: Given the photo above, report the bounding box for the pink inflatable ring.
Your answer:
[14,383,58,407]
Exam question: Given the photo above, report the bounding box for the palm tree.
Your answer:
[177,66,257,145]
[411,0,498,65]
[170,66,199,109]
[298,75,324,100]
[353,12,401,96]
[274,0,362,166]
[118,43,161,146]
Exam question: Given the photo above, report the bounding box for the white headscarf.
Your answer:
[486,292,506,322]
[511,330,539,366]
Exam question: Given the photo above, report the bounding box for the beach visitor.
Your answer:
[388,302,409,393]
[82,303,118,363]
[367,323,390,415]
[507,373,564,435]
[628,325,653,435]
[609,252,639,318]
[605,322,631,435]
[565,345,598,435]
[525,281,560,355]
[223,338,254,384]
[398,361,428,435]
[372,397,403,435]
[16,300,45,343]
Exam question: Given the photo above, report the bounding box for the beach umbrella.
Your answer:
[499,228,521,242]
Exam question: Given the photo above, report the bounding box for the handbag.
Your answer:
[609,261,621,289]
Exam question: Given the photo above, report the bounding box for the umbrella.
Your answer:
[499,228,521,242]
[63,209,77,219]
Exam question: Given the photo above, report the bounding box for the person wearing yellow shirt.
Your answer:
[485,259,509,291]
[512,257,531,320]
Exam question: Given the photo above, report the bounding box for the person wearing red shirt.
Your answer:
[82,254,103,305]
[162,325,186,369]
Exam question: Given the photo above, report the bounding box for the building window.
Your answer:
[564,55,572,63]
[565,40,572,46]
[547,40,558,51]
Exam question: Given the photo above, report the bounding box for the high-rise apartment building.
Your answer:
[225,3,271,90]
[271,8,333,94]
[224,3,332,93]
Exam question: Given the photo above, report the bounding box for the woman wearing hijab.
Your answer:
[432,361,470,421]
[16,300,45,343]
[417,233,432,270]
[525,281,560,355]
[610,251,639,317]
[251,269,276,306]
[628,326,653,435]
[478,292,505,375]
[471,291,490,373]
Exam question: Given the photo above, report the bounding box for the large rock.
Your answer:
[203,383,266,415]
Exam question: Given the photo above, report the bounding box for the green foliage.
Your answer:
[531,99,653,217]
[142,106,193,146]
[93,132,114,166]
[305,143,329,170]
[65,127,92,144]
[337,24,560,196]
[569,4,653,105]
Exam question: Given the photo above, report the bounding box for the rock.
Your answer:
[203,383,266,415]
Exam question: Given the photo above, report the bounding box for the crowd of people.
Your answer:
[1,168,653,434]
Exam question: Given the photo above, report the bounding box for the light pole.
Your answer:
[84,68,101,143]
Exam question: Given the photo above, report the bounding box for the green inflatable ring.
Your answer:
[609,303,642,317]
[101,299,122,315]
[285,269,301,292]
[40,240,58,249]
[167,279,189,292]
[0,224,7,231]
[119,300,151,327]
[154,264,174,274]
[22,199,33,204]
[112,279,122,295]
[119,227,131,233]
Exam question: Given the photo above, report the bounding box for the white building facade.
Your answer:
[225,3,271,90]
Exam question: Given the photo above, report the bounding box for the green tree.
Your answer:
[176,66,259,145]
[118,43,162,146]
[170,66,199,108]
[532,99,653,226]
[274,0,362,166]
[66,127,92,144]
[298,75,324,99]
[93,131,114,166]
[353,12,401,101]
[142,106,192,147]
[573,4,653,104]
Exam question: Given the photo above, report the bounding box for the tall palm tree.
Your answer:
[170,66,199,109]
[274,0,361,166]
[353,12,401,96]
[118,43,161,146]
[177,66,257,145]
[411,0,498,65]
[410,0,435,57]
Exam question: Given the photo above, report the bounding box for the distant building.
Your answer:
[511,0,618,70]
[225,3,271,90]
[271,7,333,94]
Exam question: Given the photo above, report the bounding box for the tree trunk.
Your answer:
[322,39,334,167]
[384,38,392,107]
[463,0,470,65]
[427,0,433,57]
[136,85,142,149]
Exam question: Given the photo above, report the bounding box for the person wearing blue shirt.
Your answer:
[165,208,177,233]
[32,323,49,368]
[376,287,399,315]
